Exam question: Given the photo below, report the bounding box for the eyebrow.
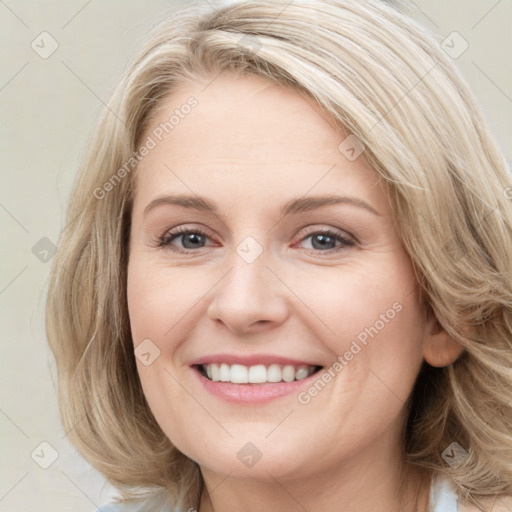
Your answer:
[143,194,381,217]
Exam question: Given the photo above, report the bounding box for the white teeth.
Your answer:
[230,364,248,383]
[202,363,317,383]
[219,363,230,382]
[248,364,267,383]
[267,364,282,382]
[295,367,310,380]
[282,365,296,383]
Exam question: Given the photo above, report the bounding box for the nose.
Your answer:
[206,248,289,335]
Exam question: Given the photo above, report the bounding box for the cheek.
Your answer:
[291,261,421,341]
[126,259,200,450]
[301,261,426,395]
[125,248,427,472]
[126,258,207,346]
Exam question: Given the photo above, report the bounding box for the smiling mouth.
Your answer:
[196,363,323,384]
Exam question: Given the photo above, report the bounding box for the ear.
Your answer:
[422,316,465,368]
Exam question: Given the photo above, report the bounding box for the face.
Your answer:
[127,71,438,484]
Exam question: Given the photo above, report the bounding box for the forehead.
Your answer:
[143,72,341,159]
[133,71,386,214]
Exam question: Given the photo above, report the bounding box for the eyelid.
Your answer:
[158,224,354,243]
[157,222,357,255]
[159,224,214,247]
[294,224,356,244]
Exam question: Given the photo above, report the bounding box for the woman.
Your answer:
[46,0,512,511]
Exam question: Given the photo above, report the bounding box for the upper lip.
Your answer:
[189,354,323,367]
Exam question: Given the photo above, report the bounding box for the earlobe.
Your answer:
[422,318,465,368]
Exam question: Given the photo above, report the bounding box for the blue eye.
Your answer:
[158,226,355,254]
[297,229,355,252]
[158,226,211,253]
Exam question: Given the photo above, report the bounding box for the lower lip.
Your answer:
[191,366,322,404]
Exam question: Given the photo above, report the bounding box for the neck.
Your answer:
[197,453,432,512]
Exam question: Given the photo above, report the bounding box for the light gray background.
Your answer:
[1,1,511,511]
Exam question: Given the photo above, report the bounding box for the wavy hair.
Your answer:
[46,0,512,510]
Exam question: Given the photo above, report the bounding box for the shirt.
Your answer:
[430,473,459,512]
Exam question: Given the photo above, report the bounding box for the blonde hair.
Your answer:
[46,0,512,509]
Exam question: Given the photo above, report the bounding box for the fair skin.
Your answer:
[126,71,464,512]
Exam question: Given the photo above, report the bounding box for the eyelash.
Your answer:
[157,225,356,255]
